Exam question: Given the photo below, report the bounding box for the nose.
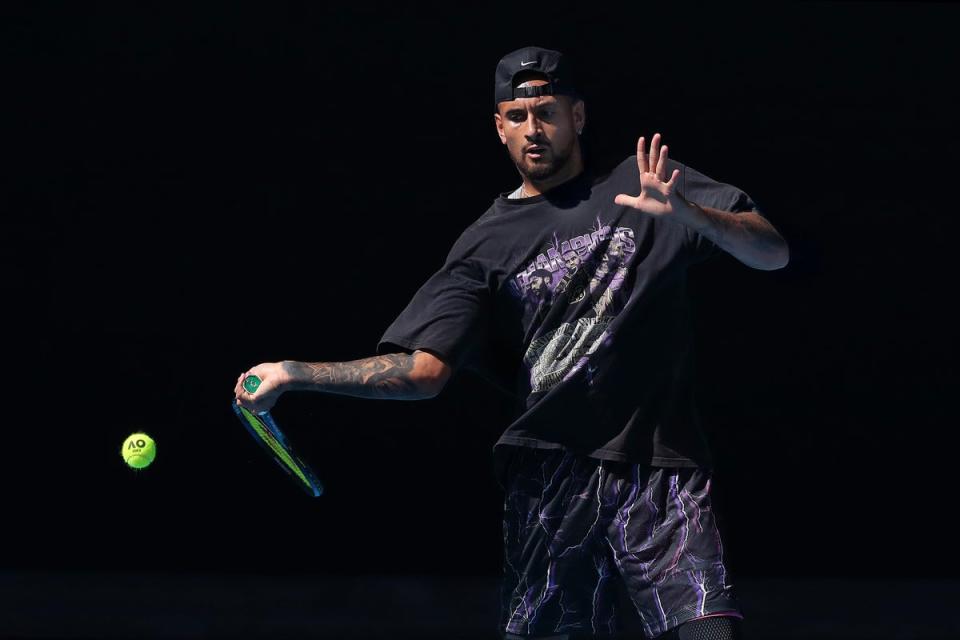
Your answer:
[523,112,542,139]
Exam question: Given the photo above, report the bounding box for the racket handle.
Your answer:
[241,375,272,422]
[242,374,262,395]
[241,375,276,419]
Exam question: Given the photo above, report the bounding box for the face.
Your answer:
[495,79,585,183]
[608,238,624,260]
[529,271,552,296]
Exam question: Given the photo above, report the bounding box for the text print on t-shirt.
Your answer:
[509,218,637,394]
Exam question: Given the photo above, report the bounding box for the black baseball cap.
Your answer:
[494,46,580,109]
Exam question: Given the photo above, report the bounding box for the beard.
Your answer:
[515,139,574,182]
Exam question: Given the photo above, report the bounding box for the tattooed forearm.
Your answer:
[683,203,789,270]
[280,353,433,400]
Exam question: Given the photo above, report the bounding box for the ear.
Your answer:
[493,112,507,145]
[572,99,586,135]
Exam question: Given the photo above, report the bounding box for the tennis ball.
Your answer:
[122,433,156,469]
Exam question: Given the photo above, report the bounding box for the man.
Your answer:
[235,46,788,639]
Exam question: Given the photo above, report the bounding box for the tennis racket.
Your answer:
[232,375,324,497]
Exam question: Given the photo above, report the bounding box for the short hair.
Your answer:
[531,269,553,281]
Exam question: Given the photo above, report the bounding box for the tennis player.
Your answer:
[235,46,788,639]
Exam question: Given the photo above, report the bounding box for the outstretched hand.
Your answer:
[614,133,684,218]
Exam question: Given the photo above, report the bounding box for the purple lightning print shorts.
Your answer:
[496,445,742,638]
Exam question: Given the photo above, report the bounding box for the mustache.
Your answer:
[523,140,551,152]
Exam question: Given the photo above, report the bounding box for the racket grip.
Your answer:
[240,375,278,422]
[242,374,262,395]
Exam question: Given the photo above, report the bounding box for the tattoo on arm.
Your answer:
[281,354,428,400]
[692,205,788,270]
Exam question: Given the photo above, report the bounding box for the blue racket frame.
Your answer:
[231,400,324,497]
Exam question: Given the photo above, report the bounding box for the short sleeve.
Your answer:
[376,237,490,372]
[678,161,764,264]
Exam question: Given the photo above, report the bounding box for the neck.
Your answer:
[520,147,584,197]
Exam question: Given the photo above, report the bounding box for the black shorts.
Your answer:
[496,445,742,638]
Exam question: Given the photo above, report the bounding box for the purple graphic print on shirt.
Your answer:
[507,217,638,394]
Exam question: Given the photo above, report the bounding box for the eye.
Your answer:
[508,112,526,122]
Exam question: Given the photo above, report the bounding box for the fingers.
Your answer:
[638,133,668,180]
[649,133,661,180]
[235,370,258,405]
[234,364,280,414]
[656,141,668,180]
[234,373,244,399]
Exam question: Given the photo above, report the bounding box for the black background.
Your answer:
[3,2,957,586]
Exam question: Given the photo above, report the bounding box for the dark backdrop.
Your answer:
[4,2,957,582]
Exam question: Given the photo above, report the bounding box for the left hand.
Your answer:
[614,133,685,218]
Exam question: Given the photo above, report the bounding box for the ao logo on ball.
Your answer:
[122,432,156,470]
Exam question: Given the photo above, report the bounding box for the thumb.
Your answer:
[614,194,638,208]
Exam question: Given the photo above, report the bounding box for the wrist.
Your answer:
[278,360,310,391]
[672,196,707,232]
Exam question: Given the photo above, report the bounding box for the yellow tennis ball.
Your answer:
[122,433,156,469]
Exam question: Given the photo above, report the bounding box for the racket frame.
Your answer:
[231,400,324,497]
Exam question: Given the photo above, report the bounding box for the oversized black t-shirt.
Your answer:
[377,155,761,470]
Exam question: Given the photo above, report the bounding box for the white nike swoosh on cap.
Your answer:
[520,60,536,66]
